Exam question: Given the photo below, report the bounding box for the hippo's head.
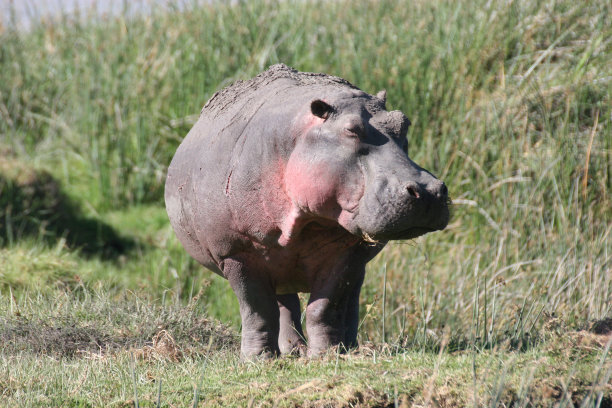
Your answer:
[285,89,449,242]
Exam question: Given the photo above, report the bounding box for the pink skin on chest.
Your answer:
[275,112,365,246]
[285,158,342,216]
[259,156,340,248]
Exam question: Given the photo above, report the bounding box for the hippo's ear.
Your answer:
[376,90,387,107]
[389,110,411,138]
[310,99,334,120]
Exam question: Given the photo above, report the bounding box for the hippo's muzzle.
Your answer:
[354,162,450,241]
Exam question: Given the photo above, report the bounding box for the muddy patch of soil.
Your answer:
[0,304,238,359]
[0,318,121,357]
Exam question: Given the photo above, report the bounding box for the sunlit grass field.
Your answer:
[1,0,610,406]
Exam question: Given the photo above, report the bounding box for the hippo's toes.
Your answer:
[279,337,306,356]
[239,329,281,360]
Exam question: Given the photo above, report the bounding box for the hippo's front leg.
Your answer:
[224,258,280,358]
[305,252,367,357]
[342,275,364,348]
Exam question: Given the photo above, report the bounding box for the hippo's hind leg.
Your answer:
[277,294,306,355]
[224,258,280,358]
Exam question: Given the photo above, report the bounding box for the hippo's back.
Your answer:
[201,64,357,118]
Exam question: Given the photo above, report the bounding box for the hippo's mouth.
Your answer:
[387,227,436,240]
[364,226,437,242]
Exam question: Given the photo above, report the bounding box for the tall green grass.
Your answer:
[1,0,610,347]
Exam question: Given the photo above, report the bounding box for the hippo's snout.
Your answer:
[429,179,449,201]
[357,171,450,242]
[396,178,449,237]
[418,179,450,230]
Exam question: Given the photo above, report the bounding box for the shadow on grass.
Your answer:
[0,164,136,259]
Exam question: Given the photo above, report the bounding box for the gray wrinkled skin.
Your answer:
[165,64,449,358]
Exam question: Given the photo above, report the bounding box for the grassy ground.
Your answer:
[0,0,610,406]
[1,290,610,407]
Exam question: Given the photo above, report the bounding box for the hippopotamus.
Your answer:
[165,64,449,358]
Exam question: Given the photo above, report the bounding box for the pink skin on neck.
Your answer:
[260,110,365,247]
[281,117,364,244]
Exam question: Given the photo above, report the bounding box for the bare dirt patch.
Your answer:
[0,300,239,359]
[1,317,120,357]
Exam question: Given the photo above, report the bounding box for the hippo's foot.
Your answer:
[304,294,360,358]
[279,334,306,356]
[305,297,354,358]
[239,326,282,359]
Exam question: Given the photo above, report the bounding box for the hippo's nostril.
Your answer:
[406,186,420,199]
